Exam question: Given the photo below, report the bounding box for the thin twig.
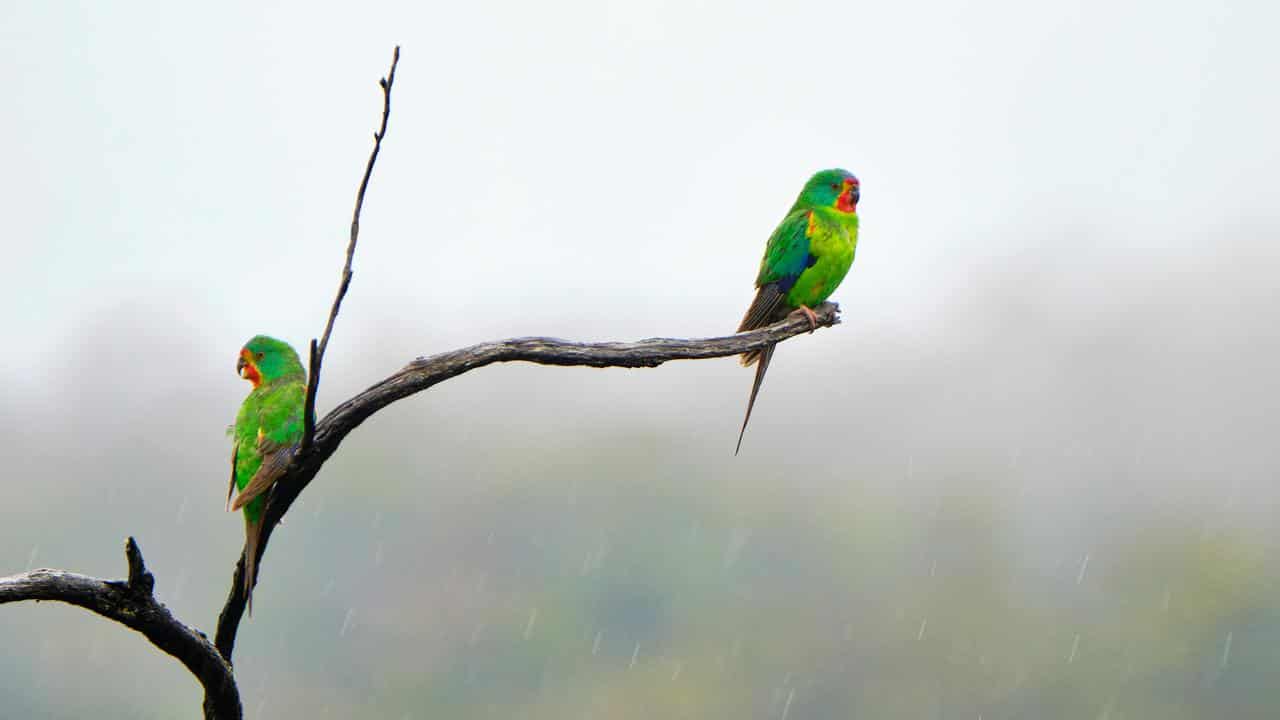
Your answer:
[303,45,400,453]
[0,538,241,720]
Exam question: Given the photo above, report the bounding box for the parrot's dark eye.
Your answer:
[256,352,264,361]
[830,183,839,191]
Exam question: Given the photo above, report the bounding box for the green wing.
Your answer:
[230,381,305,513]
[738,209,813,333]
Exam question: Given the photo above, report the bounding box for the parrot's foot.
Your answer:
[790,305,820,333]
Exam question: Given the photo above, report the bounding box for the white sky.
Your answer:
[2,0,1276,377]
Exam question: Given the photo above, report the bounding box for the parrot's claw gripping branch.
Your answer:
[0,538,242,720]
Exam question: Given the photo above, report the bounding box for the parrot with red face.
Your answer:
[229,335,305,612]
[735,169,861,454]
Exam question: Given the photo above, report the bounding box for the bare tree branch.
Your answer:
[0,538,241,720]
[213,302,841,660]
[2,45,852,720]
[205,45,849,672]
[304,45,401,454]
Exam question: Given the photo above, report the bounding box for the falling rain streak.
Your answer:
[780,688,795,720]
[523,607,538,640]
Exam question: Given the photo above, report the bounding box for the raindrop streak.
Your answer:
[469,623,485,646]
[25,545,39,571]
[1076,553,1090,585]
[917,618,928,641]
[780,688,795,720]
[671,660,682,681]
[1221,631,1233,668]
[523,608,538,640]
[339,609,355,637]
[630,642,641,669]
[176,495,189,525]
[592,631,602,656]
[1067,634,1080,663]
[374,542,384,566]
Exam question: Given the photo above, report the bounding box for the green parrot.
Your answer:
[735,169,861,454]
[228,335,306,612]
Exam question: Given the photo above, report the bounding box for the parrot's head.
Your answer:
[794,169,859,215]
[237,335,305,389]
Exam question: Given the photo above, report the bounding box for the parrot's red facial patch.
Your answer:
[835,178,859,213]
[238,349,262,388]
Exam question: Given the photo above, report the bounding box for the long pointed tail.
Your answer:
[735,344,776,455]
[243,515,262,616]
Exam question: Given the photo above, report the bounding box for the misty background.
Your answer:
[2,1,1278,718]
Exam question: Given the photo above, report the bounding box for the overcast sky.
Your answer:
[3,0,1276,384]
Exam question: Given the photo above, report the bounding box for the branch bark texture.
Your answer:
[0,538,241,720]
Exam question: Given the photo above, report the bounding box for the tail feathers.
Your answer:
[243,515,262,616]
[735,344,775,455]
